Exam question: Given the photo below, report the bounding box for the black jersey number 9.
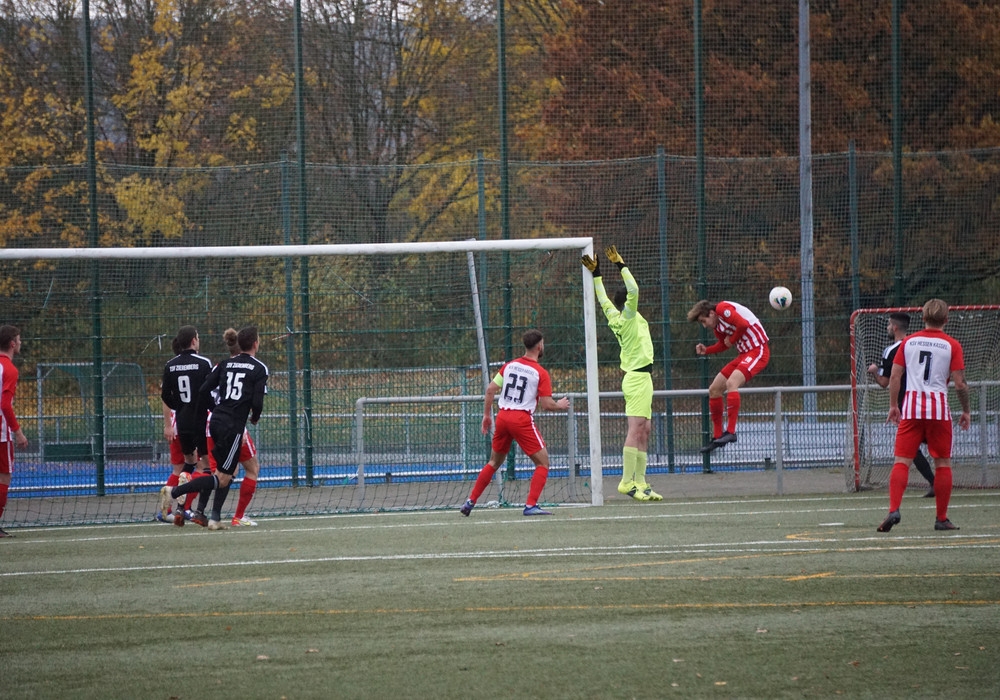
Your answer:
[225,371,246,400]
[177,375,192,404]
[503,373,528,404]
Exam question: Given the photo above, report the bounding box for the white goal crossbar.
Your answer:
[2,237,607,505]
[1,238,591,260]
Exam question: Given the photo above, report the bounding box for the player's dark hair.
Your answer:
[522,329,543,350]
[237,326,259,352]
[0,325,20,350]
[171,336,182,355]
[223,328,239,355]
[175,325,198,350]
[888,312,910,331]
[613,288,628,311]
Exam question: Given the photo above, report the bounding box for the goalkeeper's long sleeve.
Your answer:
[619,266,640,319]
[594,277,618,323]
[595,270,654,372]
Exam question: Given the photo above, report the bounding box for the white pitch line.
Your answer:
[3,535,999,579]
[9,490,998,540]
[7,498,1000,545]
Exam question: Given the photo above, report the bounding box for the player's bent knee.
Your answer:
[242,458,260,478]
[726,374,747,392]
[529,449,550,466]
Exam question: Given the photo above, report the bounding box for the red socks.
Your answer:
[888,462,909,512]
[527,466,549,507]
[726,393,741,434]
[934,467,953,521]
[709,397,724,438]
[234,478,257,519]
[468,464,548,508]
[469,464,498,503]
[0,482,8,519]
[889,462,952,521]
[710,394,741,437]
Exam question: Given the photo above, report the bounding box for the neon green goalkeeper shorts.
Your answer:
[622,370,653,420]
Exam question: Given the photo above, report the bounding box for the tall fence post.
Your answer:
[774,390,784,495]
[656,146,676,472]
[354,398,366,509]
[980,383,989,487]
[567,396,578,500]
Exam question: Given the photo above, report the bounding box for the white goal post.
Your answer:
[2,237,608,506]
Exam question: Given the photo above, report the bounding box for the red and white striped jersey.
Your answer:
[714,301,769,353]
[0,354,20,442]
[893,328,964,420]
[492,356,552,414]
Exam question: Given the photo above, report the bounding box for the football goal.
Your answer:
[849,306,1000,491]
[1,238,605,526]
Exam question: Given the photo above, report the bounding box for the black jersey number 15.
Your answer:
[225,371,247,400]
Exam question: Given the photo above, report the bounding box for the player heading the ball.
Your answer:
[688,299,770,454]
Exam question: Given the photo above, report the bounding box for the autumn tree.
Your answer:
[540,0,1000,159]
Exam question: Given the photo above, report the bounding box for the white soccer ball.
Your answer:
[769,286,793,310]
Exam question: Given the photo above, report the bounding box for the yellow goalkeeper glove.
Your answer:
[605,245,626,270]
[581,254,601,277]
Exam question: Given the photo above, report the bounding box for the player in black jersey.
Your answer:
[170,326,268,530]
[158,326,213,523]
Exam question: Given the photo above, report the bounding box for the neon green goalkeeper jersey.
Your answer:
[595,266,654,371]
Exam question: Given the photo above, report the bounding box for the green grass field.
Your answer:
[3,490,999,699]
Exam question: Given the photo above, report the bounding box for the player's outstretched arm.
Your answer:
[604,245,625,269]
[581,253,601,277]
[539,395,570,411]
[584,252,618,319]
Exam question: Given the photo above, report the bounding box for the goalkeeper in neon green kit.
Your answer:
[582,246,661,501]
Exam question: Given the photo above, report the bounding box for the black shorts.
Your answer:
[177,430,208,459]
[209,425,243,476]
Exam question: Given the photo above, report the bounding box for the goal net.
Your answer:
[850,306,1000,491]
[1,239,604,527]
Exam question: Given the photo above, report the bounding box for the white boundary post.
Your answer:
[466,249,491,394]
[580,240,603,505]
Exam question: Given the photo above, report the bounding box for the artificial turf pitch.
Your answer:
[2,491,999,699]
